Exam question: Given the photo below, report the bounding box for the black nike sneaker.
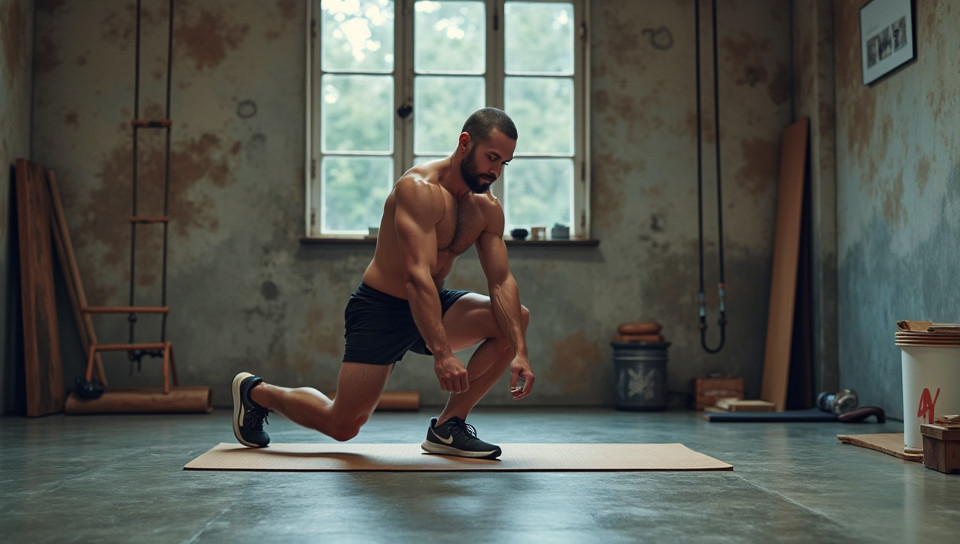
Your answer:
[232,372,270,448]
[421,417,502,459]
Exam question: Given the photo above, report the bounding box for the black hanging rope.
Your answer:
[695,0,727,354]
[160,0,174,342]
[129,0,143,345]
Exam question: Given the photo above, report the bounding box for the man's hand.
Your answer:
[509,355,535,400]
[434,354,470,394]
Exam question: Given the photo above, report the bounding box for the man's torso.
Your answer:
[362,161,496,298]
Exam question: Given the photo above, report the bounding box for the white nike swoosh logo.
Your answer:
[431,427,454,445]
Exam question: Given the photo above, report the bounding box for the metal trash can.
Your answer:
[611,341,671,411]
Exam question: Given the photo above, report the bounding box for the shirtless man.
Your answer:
[231,108,533,459]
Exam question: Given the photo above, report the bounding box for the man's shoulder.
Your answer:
[394,176,446,221]
[394,175,440,197]
[474,191,503,214]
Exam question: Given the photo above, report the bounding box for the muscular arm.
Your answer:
[394,179,470,393]
[476,202,535,399]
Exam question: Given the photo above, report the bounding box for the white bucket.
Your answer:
[899,345,960,450]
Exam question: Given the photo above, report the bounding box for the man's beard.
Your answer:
[460,147,495,194]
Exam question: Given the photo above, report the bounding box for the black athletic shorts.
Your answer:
[342,282,471,365]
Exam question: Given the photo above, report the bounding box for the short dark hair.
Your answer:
[461,107,518,142]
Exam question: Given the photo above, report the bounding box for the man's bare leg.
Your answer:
[250,362,393,442]
[435,294,530,423]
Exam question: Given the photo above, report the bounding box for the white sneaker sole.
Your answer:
[420,440,500,459]
[232,372,262,448]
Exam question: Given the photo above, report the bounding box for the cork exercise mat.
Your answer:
[184,443,733,472]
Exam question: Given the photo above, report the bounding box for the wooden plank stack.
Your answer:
[14,159,65,417]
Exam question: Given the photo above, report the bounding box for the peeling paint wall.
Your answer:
[29,0,791,409]
[834,0,960,419]
[1,0,35,414]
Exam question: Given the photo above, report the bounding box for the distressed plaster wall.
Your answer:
[1,0,35,414]
[834,0,960,419]
[28,0,792,409]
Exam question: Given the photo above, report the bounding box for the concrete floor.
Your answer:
[1,407,957,543]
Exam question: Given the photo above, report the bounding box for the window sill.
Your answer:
[299,236,600,247]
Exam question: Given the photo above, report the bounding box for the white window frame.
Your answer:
[305,0,591,239]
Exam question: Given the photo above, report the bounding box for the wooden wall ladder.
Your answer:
[83,0,178,393]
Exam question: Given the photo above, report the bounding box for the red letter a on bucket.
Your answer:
[917,387,940,424]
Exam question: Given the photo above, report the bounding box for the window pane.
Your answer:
[413,76,484,155]
[504,158,573,230]
[505,77,573,155]
[321,0,394,73]
[414,155,444,166]
[322,156,393,232]
[414,1,485,73]
[504,2,574,75]
[321,75,393,152]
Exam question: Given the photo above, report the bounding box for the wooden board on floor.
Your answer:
[837,433,922,462]
[760,118,809,412]
[184,443,733,472]
[15,159,64,416]
[715,399,776,412]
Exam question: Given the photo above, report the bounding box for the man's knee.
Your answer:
[521,304,530,330]
[326,412,370,442]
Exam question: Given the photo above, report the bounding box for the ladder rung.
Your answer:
[130,217,170,224]
[93,342,166,352]
[82,306,170,314]
[132,119,172,128]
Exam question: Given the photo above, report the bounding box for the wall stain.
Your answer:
[641,26,673,50]
[833,1,862,98]
[597,2,648,75]
[916,155,931,195]
[682,108,716,144]
[721,33,772,91]
[261,280,279,300]
[65,112,78,128]
[100,2,139,48]
[1,0,26,80]
[591,151,636,229]
[882,171,904,225]
[767,61,791,105]
[593,89,609,113]
[176,8,250,71]
[736,137,778,197]
[277,0,298,21]
[547,330,605,395]
[266,0,299,41]
[88,132,239,274]
[879,113,893,152]
[34,36,61,75]
[845,83,876,166]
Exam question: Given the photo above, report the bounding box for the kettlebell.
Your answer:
[74,377,104,400]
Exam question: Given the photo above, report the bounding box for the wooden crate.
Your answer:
[695,377,744,410]
[920,424,960,474]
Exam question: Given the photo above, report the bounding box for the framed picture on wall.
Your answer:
[860,0,916,85]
